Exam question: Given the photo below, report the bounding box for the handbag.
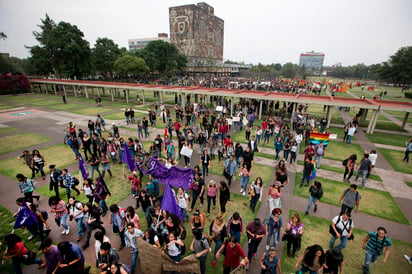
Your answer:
[22,250,37,265]
[281,231,290,242]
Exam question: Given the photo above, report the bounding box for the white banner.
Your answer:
[180,146,193,158]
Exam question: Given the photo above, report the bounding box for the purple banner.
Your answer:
[78,155,89,179]
[14,201,37,229]
[122,144,135,172]
[94,176,110,203]
[138,158,193,190]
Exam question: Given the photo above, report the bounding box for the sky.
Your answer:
[0,0,411,66]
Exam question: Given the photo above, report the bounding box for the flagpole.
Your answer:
[1,229,14,264]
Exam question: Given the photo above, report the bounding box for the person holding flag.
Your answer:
[122,139,135,173]
[13,198,39,240]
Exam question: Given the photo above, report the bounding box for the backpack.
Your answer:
[40,210,48,221]
[176,242,186,255]
[73,177,80,186]
[344,188,359,201]
[342,158,349,166]
[179,225,187,240]
[29,179,38,189]
[329,216,354,240]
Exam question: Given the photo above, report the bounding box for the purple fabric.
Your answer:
[161,184,184,221]
[78,155,89,180]
[138,158,193,190]
[14,201,37,229]
[94,176,110,203]
[122,144,135,172]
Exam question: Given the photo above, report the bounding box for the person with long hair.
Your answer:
[265,208,283,251]
[239,163,252,195]
[206,180,218,216]
[125,206,141,230]
[305,181,323,215]
[31,149,46,180]
[285,213,304,258]
[16,173,39,204]
[295,244,326,273]
[216,235,249,274]
[267,181,282,212]
[2,234,44,274]
[245,218,266,270]
[219,181,230,217]
[249,177,263,212]
[209,216,227,267]
[343,154,357,183]
[82,202,106,249]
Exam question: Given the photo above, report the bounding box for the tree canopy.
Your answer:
[379,46,412,84]
[91,37,124,74]
[114,54,149,76]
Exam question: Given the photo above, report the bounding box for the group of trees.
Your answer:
[1,15,187,79]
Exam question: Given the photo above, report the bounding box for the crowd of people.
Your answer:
[5,96,394,274]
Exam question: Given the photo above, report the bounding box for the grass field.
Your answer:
[0,143,77,179]
[324,141,365,161]
[281,210,412,274]
[378,147,412,174]
[0,132,51,155]
[71,107,113,116]
[366,132,409,147]
[0,127,17,135]
[293,173,409,224]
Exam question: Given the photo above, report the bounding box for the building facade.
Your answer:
[299,51,325,70]
[128,33,169,51]
[169,2,224,65]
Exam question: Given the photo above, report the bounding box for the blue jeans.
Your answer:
[256,135,261,144]
[299,264,318,274]
[300,173,311,186]
[230,229,241,244]
[314,155,322,168]
[90,165,101,179]
[240,176,250,192]
[275,149,281,160]
[347,135,353,144]
[306,195,319,213]
[363,249,380,274]
[213,239,223,257]
[75,217,86,237]
[266,229,280,247]
[283,150,290,161]
[100,199,108,212]
[131,250,138,273]
[355,169,368,187]
[60,213,68,230]
[12,254,42,274]
[138,128,143,139]
[329,235,348,250]
[202,163,208,177]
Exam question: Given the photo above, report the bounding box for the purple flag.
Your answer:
[122,144,135,172]
[14,201,37,229]
[78,155,89,179]
[138,158,193,190]
[161,184,183,221]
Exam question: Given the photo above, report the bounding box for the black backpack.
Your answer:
[73,177,80,186]
[176,242,186,255]
[342,158,349,166]
[40,210,48,221]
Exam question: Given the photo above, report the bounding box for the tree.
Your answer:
[274,63,282,71]
[281,62,300,78]
[380,46,412,85]
[114,54,149,76]
[91,37,122,74]
[138,40,186,76]
[29,15,91,78]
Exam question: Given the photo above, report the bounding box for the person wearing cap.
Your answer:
[260,246,282,274]
[329,212,354,250]
[49,165,62,200]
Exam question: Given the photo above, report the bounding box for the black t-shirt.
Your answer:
[155,137,163,149]
[242,151,254,164]
[276,172,288,184]
[192,179,204,194]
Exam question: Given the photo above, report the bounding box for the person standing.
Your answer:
[259,246,282,274]
[245,218,267,270]
[265,208,283,251]
[300,156,314,187]
[216,236,249,274]
[305,181,323,215]
[224,155,238,187]
[124,222,144,274]
[403,138,412,162]
[339,184,361,215]
[355,154,372,188]
[362,227,391,274]
[347,124,356,145]
[329,212,354,250]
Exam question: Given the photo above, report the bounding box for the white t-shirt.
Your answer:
[167,241,181,256]
[95,236,111,258]
[177,193,189,209]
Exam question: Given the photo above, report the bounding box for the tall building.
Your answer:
[299,51,325,70]
[128,33,170,51]
[169,2,224,65]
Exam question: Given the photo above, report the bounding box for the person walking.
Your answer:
[305,181,323,215]
[314,143,325,169]
[285,213,304,258]
[362,227,391,274]
[190,228,209,274]
[259,246,282,274]
[329,212,354,250]
[295,244,326,273]
[300,156,314,187]
[224,155,237,187]
[355,154,372,188]
[245,218,267,270]
[339,184,361,215]
[16,174,39,204]
[265,208,283,250]
[206,180,218,216]
[216,236,249,274]
[249,177,263,212]
[219,181,230,217]
[403,138,412,162]
[343,154,357,183]
[49,165,62,200]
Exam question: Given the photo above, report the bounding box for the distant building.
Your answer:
[169,2,224,66]
[299,51,325,70]
[128,33,170,51]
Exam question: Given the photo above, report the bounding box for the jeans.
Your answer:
[240,176,250,192]
[144,127,149,137]
[138,128,143,139]
[250,193,260,212]
[202,163,209,177]
[264,133,270,143]
[363,249,380,274]
[290,151,296,163]
[230,229,241,244]
[34,163,45,177]
[266,229,280,247]
[306,195,319,213]
[60,213,68,230]
[213,239,223,257]
[355,169,368,187]
[283,150,290,161]
[299,264,318,274]
[99,199,108,213]
[90,165,101,179]
[300,173,311,186]
[247,239,261,261]
[75,217,86,237]
[131,250,138,273]
[190,191,203,210]
[66,186,80,200]
[314,155,322,168]
[275,149,281,160]
[198,255,207,274]
[256,135,261,144]
[207,195,216,214]
[329,235,348,250]
[347,135,353,144]
[12,255,42,274]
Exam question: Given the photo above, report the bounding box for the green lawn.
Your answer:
[405,181,412,188]
[47,103,86,110]
[363,120,405,132]
[0,103,16,110]
[0,127,17,135]
[293,173,409,224]
[281,210,412,274]
[28,100,61,106]
[255,151,277,160]
[71,107,113,116]
[0,132,51,155]
[0,143,77,179]
[378,147,412,174]
[324,141,365,161]
[366,132,409,147]
[296,160,382,182]
[208,160,275,187]
[104,111,145,121]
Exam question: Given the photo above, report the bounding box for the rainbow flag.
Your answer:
[309,132,330,146]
